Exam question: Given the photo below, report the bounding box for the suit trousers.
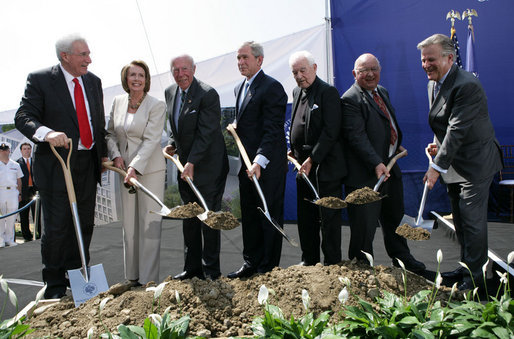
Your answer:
[19,186,40,240]
[296,175,342,265]
[239,170,285,273]
[178,175,224,278]
[40,150,97,294]
[447,175,494,280]
[120,170,164,284]
[346,175,412,262]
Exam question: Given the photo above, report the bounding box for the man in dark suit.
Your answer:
[417,34,503,290]
[15,34,107,299]
[164,54,229,280]
[288,50,346,266]
[341,53,425,273]
[227,41,287,278]
[16,142,40,241]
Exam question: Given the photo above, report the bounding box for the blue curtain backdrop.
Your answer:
[329,0,514,219]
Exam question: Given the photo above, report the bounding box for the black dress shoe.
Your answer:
[393,257,426,273]
[458,280,475,291]
[173,271,204,280]
[227,263,256,279]
[441,267,466,279]
[44,290,66,299]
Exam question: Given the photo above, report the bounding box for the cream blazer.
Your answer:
[106,94,166,175]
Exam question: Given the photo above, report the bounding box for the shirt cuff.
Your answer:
[34,126,53,142]
[431,162,448,173]
[254,154,269,169]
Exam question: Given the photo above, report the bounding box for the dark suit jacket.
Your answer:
[14,65,107,189]
[235,70,287,176]
[165,77,228,190]
[428,64,503,183]
[17,157,36,200]
[341,83,402,188]
[290,76,346,182]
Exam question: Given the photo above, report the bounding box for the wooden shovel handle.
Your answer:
[162,150,185,173]
[287,155,302,170]
[50,140,76,204]
[226,123,253,170]
[386,149,408,171]
[102,161,138,187]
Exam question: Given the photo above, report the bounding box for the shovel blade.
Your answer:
[400,214,435,233]
[68,264,109,307]
[197,211,208,221]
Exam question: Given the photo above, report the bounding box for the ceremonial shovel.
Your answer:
[102,161,173,217]
[227,124,298,247]
[399,147,435,232]
[373,149,408,191]
[50,141,108,307]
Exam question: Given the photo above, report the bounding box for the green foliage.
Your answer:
[1,124,15,133]
[222,191,241,220]
[164,184,182,208]
[222,129,239,157]
[117,312,191,339]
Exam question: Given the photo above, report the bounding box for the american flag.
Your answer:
[450,26,463,68]
[465,24,478,77]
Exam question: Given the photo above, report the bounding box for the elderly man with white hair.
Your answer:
[288,50,346,266]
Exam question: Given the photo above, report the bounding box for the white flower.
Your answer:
[396,258,406,271]
[338,277,351,287]
[153,282,168,299]
[482,259,489,276]
[338,287,349,304]
[458,261,470,271]
[99,296,111,312]
[435,273,442,289]
[258,285,269,305]
[496,270,508,284]
[302,289,310,310]
[473,287,479,299]
[0,277,8,294]
[148,313,162,326]
[436,249,443,264]
[175,289,180,304]
[508,251,514,265]
[361,251,373,267]
[451,282,458,294]
[35,284,47,303]
[87,327,95,339]
[8,288,17,307]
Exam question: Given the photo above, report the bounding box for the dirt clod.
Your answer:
[345,186,381,204]
[315,196,347,209]
[396,223,431,241]
[204,211,240,230]
[167,202,204,218]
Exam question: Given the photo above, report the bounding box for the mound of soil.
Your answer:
[345,187,381,205]
[396,223,431,241]
[24,261,454,338]
[314,196,347,209]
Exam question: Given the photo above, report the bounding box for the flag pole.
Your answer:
[324,0,334,85]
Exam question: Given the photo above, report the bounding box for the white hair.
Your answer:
[289,50,316,68]
[55,33,87,61]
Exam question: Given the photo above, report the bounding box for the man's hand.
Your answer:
[113,156,125,170]
[375,162,390,181]
[182,162,194,181]
[247,162,261,180]
[300,157,313,176]
[163,145,176,156]
[427,143,438,157]
[125,166,138,185]
[423,166,440,190]
[45,131,69,148]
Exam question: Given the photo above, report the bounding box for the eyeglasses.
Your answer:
[356,67,380,74]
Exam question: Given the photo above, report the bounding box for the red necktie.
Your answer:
[73,78,93,149]
[372,90,397,145]
[26,159,33,187]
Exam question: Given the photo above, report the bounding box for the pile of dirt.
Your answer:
[396,223,431,241]
[314,196,347,209]
[345,187,381,205]
[204,211,240,230]
[167,202,204,219]
[24,261,455,338]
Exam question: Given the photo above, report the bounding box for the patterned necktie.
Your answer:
[179,90,186,112]
[372,90,397,145]
[26,159,32,187]
[239,82,250,110]
[433,82,441,102]
[72,78,93,149]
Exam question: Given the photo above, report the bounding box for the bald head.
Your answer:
[353,53,381,91]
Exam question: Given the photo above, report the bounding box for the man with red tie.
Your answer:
[15,34,107,299]
[16,142,40,241]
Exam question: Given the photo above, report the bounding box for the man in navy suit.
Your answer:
[227,41,288,278]
[341,53,425,273]
[417,34,503,290]
[15,34,107,299]
[16,142,40,241]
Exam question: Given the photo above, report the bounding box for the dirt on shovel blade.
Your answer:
[314,196,347,209]
[345,186,381,204]
[167,202,205,218]
[395,223,431,241]
[204,211,240,230]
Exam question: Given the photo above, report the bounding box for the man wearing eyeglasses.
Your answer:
[15,34,107,299]
[341,53,425,273]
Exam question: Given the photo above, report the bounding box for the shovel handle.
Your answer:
[374,149,408,191]
[425,145,433,164]
[226,124,253,170]
[102,161,139,187]
[287,155,302,170]
[50,140,76,204]
[287,155,321,200]
[162,150,185,172]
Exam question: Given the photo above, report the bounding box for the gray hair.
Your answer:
[240,41,264,58]
[417,34,456,58]
[170,54,195,69]
[353,53,381,71]
[55,34,87,61]
[289,50,316,68]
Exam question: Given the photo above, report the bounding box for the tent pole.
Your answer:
[324,0,335,85]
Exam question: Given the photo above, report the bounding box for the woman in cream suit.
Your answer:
[106,60,166,286]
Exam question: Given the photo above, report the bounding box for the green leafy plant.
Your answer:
[164,184,182,208]
[117,310,191,339]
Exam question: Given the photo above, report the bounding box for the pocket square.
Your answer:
[188,109,197,114]
[312,104,319,109]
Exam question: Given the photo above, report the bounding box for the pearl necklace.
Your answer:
[128,93,146,110]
